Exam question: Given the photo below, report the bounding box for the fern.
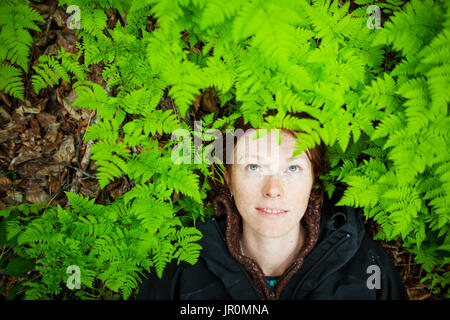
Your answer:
[31,55,69,94]
[172,227,203,265]
[0,0,44,71]
[0,63,24,100]
[31,49,89,96]
[0,0,44,100]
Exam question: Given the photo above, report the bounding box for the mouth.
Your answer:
[256,207,289,216]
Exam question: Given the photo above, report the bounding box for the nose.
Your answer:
[263,174,281,198]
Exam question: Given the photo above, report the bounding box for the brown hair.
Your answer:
[219,110,328,208]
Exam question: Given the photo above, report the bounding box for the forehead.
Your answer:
[234,129,308,161]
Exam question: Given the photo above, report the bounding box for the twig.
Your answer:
[69,114,96,194]
[69,139,95,193]
[395,262,421,267]
[42,2,58,47]
[28,158,96,179]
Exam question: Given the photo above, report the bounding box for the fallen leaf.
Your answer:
[201,87,219,114]
[57,30,78,53]
[52,135,75,163]
[16,105,41,116]
[43,43,59,56]
[192,93,201,113]
[44,122,61,143]
[30,117,41,138]
[0,104,12,124]
[0,174,12,188]
[52,7,67,28]
[8,150,41,169]
[26,186,50,204]
[36,164,66,178]
[6,190,23,203]
[36,112,57,129]
[0,129,18,144]
[63,91,91,121]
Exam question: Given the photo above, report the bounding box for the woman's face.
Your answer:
[224,129,314,238]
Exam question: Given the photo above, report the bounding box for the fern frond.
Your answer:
[172,227,203,265]
[0,1,45,72]
[153,242,175,279]
[337,175,379,208]
[90,141,131,189]
[65,192,104,216]
[31,55,70,94]
[0,63,24,100]
[72,80,118,120]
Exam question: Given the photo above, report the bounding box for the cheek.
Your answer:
[233,178,259,204]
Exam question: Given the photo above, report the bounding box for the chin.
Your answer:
[255,224,291,238]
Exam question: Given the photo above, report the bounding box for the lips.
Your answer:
[256,207,289,215]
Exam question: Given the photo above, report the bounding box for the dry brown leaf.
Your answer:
[43,43,60,57]
[44,122,61,143]
[52,135,75,163]
[6,190,23,203]
[63,91,91,121]
[192,93,201,113]
[26,186,50,204]
[0,174,12,188]
[16,105,41,116]
[36,112,57,129]
[201,87,219,114]
[0,199,6,210]
[8,150,41,169]
[0,104,11,124]
[0,129,18,144]
[30,117,41,138]
[52,7,67,28]
[36,164,65,178]
[48,175,60,194]
[57,30,78,53]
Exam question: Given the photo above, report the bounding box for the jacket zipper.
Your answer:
[290,232,352,299]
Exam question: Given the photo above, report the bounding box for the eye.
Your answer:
[247,164,259,172]
[288,165,301,173]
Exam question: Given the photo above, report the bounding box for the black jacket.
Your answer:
[137,197,408,300]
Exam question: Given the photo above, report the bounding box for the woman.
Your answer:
[138,115,408,300]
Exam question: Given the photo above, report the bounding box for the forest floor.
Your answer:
[0,1,444,300]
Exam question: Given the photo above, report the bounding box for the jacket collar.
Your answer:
[197,216,262,299]
[281,205,366,299]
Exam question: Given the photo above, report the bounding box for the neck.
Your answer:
[240,222,305,276]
